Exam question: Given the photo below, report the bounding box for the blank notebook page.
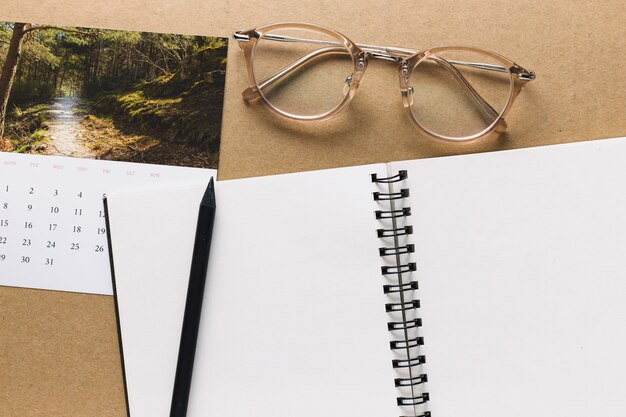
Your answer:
[187,164,398,417]
[107,183,208,417]
[391,137,626,416]
[107,164,400,417]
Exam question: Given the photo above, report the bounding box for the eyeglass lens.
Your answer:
[407,50,512,139]
[252,27,355,118]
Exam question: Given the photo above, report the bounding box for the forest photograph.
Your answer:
[0,22,227,168]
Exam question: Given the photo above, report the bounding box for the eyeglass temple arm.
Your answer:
[242,33,534,76]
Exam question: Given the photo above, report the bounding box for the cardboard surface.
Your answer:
[0,0,625,415]
[0,287,125,417]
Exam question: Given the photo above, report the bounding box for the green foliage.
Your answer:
[11,103,49,119]
[11,105,23,118]
[3,102,50,151]
[2,21,227,104]
[9,79,55,105]
[0,22,13,38]
[0,23,12,65]
[13,130,49,153]
[98,29,141,45]
[14,144,30,153]
[93,51,225,152]
[22,35,61,68]
[30,129,48,142]
[2,22,226,159]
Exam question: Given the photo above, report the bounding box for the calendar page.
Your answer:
[0,152,214,294]
[0,23,227,294]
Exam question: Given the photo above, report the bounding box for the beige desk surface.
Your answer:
[1,0,625,415]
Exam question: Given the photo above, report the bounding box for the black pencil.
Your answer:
[170,177,216,417]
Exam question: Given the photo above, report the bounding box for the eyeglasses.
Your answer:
[234,23,535,143]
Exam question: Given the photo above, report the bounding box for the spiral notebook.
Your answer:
[106,136,626,417]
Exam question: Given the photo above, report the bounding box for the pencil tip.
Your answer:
[201,177,216,207]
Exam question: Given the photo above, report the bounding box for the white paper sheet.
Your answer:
[108,136,626,417]
[106,164,400,417]
[107,184,207,417]
[392,136,626,416]
[0,151,213,294]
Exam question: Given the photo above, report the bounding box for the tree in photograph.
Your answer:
[0,23,94,138]
[0,23,27,139]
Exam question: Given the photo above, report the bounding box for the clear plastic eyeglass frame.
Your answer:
[234,22,536,143]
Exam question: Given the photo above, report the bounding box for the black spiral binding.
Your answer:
[372,170,430,417]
